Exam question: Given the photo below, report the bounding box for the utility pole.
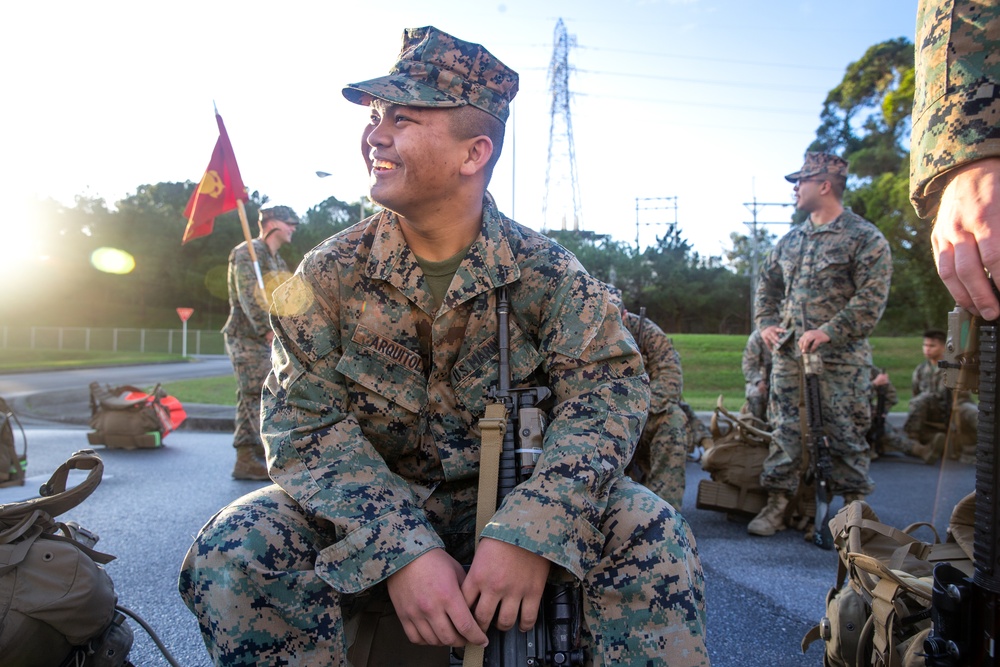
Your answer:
[743,196,794,324]
[635,196,678,252]
[543,18,581,232]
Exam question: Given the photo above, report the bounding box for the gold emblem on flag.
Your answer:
[198,170,226,198]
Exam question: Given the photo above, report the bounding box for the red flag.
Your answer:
[181,113,248,244]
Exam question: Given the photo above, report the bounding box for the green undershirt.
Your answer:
[415,244,472,311]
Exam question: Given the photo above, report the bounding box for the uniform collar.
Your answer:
[364,194,521,314]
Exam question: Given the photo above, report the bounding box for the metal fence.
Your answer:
[0,326,226,355]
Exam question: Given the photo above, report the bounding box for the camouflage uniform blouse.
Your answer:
[221,238,291,340]
[754,209,892,366]
[623,312,682,414]
[912,359,946,398]
[911,0,1000,218]
[261,198,648,594]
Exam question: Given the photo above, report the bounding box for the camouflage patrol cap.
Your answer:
[259,205,300,229]
[784,152,849,183]
[342,26,519,123]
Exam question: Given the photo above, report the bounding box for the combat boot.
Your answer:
[232,445,268,481]
[747,491,789,536]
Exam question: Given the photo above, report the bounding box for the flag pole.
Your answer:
[235,200,265,291]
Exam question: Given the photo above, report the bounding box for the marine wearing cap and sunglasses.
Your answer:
[749,151,892,539]
[180,26,707,666]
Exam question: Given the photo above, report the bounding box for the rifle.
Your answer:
[802,350,835,550]
[922,305,1000,666]
[476,286,585,667]
[866,382,887,455]
[636,306,647,348]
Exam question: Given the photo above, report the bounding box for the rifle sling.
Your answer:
[464,401,509,667]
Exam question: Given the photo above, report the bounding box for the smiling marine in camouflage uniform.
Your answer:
[179,26,708,667]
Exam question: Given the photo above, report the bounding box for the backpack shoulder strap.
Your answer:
[0,450,104,524]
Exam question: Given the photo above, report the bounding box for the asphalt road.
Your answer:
[0,363,978,666]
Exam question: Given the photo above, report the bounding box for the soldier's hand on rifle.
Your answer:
[760,325,786,350]
[386,547,488,648]
[873,372,889,386]
[798,329,830,353]
[462,537,551,633]
[932,157,1000,321]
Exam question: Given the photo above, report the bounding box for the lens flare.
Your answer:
[91,247,136,274]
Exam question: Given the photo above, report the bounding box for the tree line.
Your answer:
[2,36,949,337]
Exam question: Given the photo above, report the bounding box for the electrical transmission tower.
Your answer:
[543,18,581,232]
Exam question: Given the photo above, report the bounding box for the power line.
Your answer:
[575,44,844,72]
[573,67,828,94]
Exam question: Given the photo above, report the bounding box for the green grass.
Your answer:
[673,334,924,412]
[0,348,188,373]
[161,375,238,406]
[3,336,930,412]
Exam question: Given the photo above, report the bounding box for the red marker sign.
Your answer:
[176,308,194,322]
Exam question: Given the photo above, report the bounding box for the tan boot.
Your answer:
[233,445,269,481]
[748,492,789,536]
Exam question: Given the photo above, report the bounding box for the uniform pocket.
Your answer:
[336,324,426,414]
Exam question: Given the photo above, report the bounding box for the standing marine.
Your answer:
[221,204,298,480]
[749,151,892,538]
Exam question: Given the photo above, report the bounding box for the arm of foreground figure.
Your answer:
[461,537,552,634]
[386,548,489,648]
[932,158,1000,320]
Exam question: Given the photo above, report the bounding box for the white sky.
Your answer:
[1,0,917,260]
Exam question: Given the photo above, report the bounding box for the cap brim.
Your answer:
[785,171,803,183]
[343,75,466,109]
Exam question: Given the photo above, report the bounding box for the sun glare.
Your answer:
[91,247,136,275]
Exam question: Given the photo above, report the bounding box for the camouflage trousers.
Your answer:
[744,382,768,424]
[904,394,979,458]
[178,479,709,667]
[877,421,920,456]
[629,404,687,508]
[224,334,272,449]
[683,403,713,452]
[762,361,873,496]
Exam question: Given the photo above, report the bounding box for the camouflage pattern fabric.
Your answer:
[222,238,292,340]
[680,401,712,452]
[226,335,273,449]
[179,197,709,665]
[621,312,688,507]
[755,210,891,495]
[911,0,1000,218]
[764,362,874,495]
[904,360,978,458]
[742,329,772,423]
[784,151,849,182]
[343,26,519,123]
[222,238,292,449]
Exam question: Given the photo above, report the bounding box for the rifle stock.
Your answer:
[480,286,585,667]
